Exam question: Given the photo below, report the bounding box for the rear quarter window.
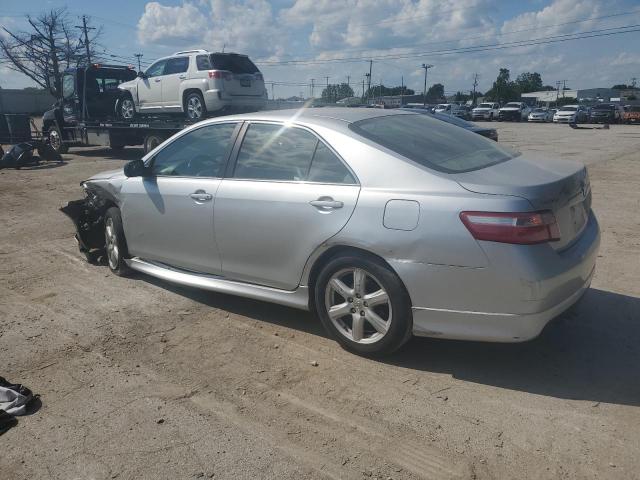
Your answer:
[349,114,519,174]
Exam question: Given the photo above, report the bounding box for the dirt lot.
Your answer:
[1,122,639,480]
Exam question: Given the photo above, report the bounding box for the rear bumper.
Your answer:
[391,212,600,342]
[203,89,266,112]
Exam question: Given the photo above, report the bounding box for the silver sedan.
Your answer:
[63,108,600,355]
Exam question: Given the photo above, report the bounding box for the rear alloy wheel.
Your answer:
[118,96,136,120]
[315,254,412,356]
[104,207,131,277]
[185,92,207,120]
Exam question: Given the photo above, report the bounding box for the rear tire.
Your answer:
[184,91,207,121]
[143,134,164,155]
[314,253,412,356]
[104,207,131,277]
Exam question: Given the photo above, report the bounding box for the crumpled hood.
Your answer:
[118,79,137,91]
[87,168,125,181]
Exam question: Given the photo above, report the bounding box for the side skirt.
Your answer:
[125,257,310,311]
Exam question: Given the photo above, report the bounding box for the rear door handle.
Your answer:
[178,75,186,79]
[190,190,212,202]
[309,198,343,210]
[154,78,161,83]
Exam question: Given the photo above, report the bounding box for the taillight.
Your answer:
[208,70,232,80]
[254,73,263,81]
[460,211,560,244]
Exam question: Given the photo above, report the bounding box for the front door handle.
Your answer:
[309,198,343,210]
[190,190,212,202]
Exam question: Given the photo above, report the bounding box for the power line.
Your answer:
[258,24,640,66]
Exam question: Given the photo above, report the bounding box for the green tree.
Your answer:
[321,83,354,103]
[365,84,415,98]
[515,72,543,93]
[426,83,445,101]
[484,68,520,102]
[453,91,471,102]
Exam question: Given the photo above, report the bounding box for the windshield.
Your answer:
[504,103,520,108]
[349,114,519,174]
[593,104,613,110]
[532,108,545,113]
[477,103,493,108]
[561,106,577,111]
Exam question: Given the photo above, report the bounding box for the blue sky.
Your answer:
[2,0,640,97]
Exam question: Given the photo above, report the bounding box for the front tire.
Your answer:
[184,91,207,121]
[104,207,131,277]
[47,126,68,154]
[117,95,136,121]
[315,253,412,356]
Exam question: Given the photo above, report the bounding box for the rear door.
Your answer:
[161,56,190,111]
[210,54,263,97]
[214,122,360,289]
[138,60,166,112]
[120,122,240,274]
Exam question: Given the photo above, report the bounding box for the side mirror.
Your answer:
[124,159,148,177]
[137,71,147,79]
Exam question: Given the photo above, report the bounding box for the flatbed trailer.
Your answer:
[41,64,202,155]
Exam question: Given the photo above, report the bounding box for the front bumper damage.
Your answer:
[60,183,111,262]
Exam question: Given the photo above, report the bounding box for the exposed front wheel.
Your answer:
[315,254,412,356]
[117,96,136,120]
[184,92,207,120]
[47,126,68,154]
[104,207,131,277]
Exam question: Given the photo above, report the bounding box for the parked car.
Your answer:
[622,105,640,124]
[528,107,553,122]
[64,108,599,355]
[553,105,589,124]
[401,108,498,140]
[498,102,531,121]
[450,104,472,120]
[589,103,623,124]
[116,50,267,121]
[434,103,452,114]
[472,102,500,121]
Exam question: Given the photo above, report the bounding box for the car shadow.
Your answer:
[12,161,68,170]
[387,288,640,406]
[128,274,640,406]
[71,147,144,161]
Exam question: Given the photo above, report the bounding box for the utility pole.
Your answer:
[632,77,637,88]
[561,79,567,97]
[325,76,330,103]
[400,75,404,107]
[346,75,350,87]
[421,63,434,106]
[555,80,562,102]
[271,82,274,100]
[472,73,479,106]
[310,78,315,98]
[134,53,143,71]
[366,59,373,103]
[75,15,95,64]
[362,78,365,100]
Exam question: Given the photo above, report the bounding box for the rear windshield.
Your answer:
[593,104,614,110]
[349,114,519,174]
[504,103,521,108]
[478,103,493,108]
[210,54,259,74]
[561,106,578,111]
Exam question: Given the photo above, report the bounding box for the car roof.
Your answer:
[198,107,416,132]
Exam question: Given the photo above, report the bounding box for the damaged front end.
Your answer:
[60,182,113,263]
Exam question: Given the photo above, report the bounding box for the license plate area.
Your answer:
[240,78,251,87]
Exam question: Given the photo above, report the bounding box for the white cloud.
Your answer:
[137,2,208,45]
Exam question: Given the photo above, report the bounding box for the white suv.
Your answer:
[116,50,267,120]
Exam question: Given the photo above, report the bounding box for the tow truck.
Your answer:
[42,63,200,155]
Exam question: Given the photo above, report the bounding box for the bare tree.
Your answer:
[0,8,101,98]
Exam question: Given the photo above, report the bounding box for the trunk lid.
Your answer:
[453,155,592,249]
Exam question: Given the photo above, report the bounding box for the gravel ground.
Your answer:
[1,121,639,480]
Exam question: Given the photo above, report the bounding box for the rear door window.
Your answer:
[307,142,356,184]
[196,55,211,70]
[233,124,317,181]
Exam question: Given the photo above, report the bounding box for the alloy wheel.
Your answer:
[49,129,61,151]
[324,267,392,344]
[121,99,135,120]
[105,218,119,270]
[187,96,203,119]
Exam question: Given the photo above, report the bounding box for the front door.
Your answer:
[160,56,189,112]
[137,60,166,112]
[214,122,360,290]
[120,122,240,274]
